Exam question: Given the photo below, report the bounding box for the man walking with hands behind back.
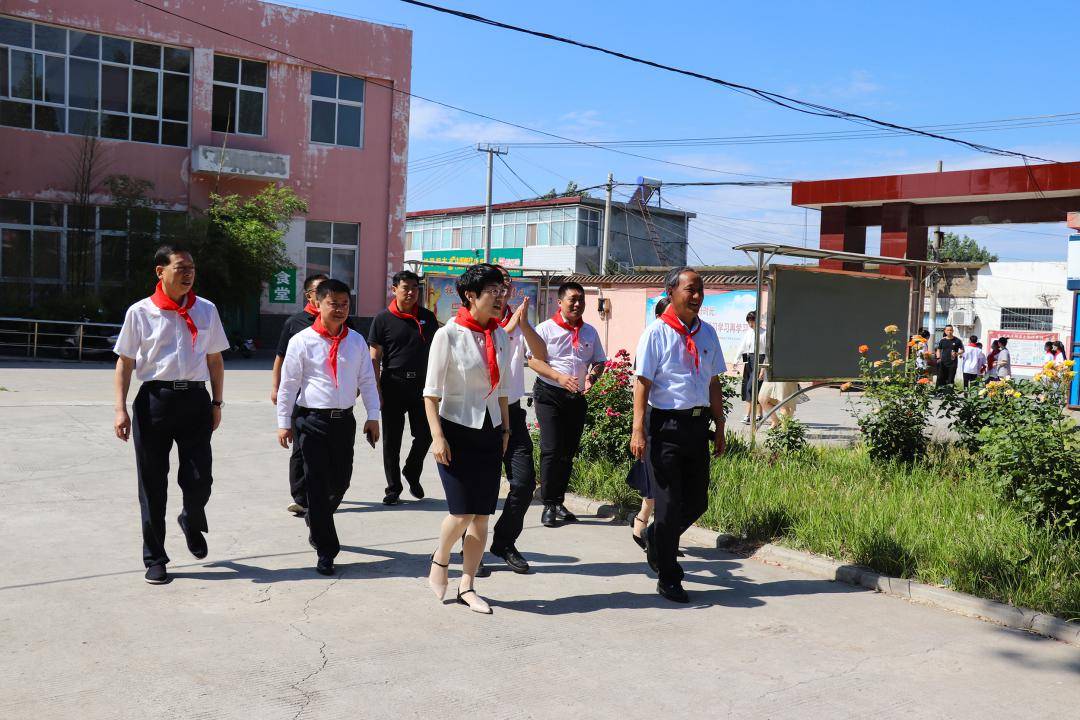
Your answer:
[113,244,230,585]
[528,282,606,528]
[936,324,964,388]
[368,270,438,505]
[631,267,727,603]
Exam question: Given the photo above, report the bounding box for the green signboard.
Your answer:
[422,249,523,276]
[269,267,297,304]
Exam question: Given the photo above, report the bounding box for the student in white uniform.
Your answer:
[489,265,548,574]
[528,282,606,528]
[735,310,766,424]
[961,335,987,387]
[113,244,230,586]
[424,264,512,615]
[631,267,727,604]
[277,279,381,577]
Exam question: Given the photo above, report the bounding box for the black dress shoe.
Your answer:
[177,514,207,559]
[656,580,689,603]
[491,544,530,574]
[541,505,558,528]
[383,492,401,505]
[144,564,170,585]
[643,524,659,573]
[407,480,425,500]
[555,504,578,522]
[631,515,647,551]
[316,557,335,576]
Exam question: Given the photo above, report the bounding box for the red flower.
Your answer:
[858,344,869,354]
[605,407,621,417]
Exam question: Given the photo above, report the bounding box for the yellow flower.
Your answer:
[839,382,852,391]
[1007,389,1021,398]
[1044,360,1056,370]
[891,359,904,367]
[884,324,899,334]
[1033,372,1044,382]
[873,360,884,367]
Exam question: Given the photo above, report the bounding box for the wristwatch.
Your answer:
[211,400,224,408]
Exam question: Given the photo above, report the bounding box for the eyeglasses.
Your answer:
[481,286,510,298]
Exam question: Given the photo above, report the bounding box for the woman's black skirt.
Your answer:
[437,413,503,515]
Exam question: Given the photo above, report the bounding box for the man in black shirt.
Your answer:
[936,324,965,388]
[368,270,439,504]
[271,272,329,516]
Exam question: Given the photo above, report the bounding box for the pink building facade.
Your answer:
[0,1,411,332]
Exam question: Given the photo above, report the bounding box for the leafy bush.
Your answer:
[851,326,934,463]
[936,383,1000,453]
[579,349,634,464]
[975,368,1080,531]
[764,416,808,454]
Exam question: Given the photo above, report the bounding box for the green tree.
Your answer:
[937,232,998,262]
[540,180,591,199]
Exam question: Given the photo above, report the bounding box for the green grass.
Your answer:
[569,443,1080,620]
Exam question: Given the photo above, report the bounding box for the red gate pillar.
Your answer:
[880,202,927,277]
[819,206,866,271]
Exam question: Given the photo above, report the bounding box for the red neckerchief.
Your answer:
[312,315,348,387]
[388,298,426,341]
[551,311,582,348]
[498,305,513,328]
[454,306,500,395]
[660,305,700,371]
[303,301,319,316]
[150,281,197,349]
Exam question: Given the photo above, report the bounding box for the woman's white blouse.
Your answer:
[424,321,510,429]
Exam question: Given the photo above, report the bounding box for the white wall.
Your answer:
[260,217,307,315]
[973,262,1072,376]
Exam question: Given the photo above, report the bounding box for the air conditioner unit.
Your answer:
[949,308,974,326]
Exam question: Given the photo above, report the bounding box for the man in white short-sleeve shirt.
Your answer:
[113,244,230,586]
[631,267,727,603]
[527,282,606,528]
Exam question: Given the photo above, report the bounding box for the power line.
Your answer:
[398,0,1057,163]
[496,155,542,197]
[129,0,789,181]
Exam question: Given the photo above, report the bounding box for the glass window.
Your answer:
[1,228,31,277]
[0,199,31,224]
[100,235,126,281]
[309,70,364,147]
[331,249,356,292]
[10,50,33,99]
[33,202,63,227]
[33,104,62,132]
[306,245,331,276]
[162,73,188,121]
[305,220,332,244]
[131,69,158,115]
[69,31,99,59]
[132,42,160,68]
[1,99,31,128]
[163,47,190,74]
[332,222,359,245]
[212,55,266,135]
[32,230,60,278]
[34,24,65,53]
[0,17,32,48]
[102,36,131,64]
[43,55,64,104]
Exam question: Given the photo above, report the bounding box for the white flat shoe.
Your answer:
[429,553,448,601]
[456,588,492,614]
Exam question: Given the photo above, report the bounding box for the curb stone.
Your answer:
[561,492,1080,647]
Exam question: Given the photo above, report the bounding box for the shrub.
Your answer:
[976,369,1080,531]
[852,326,934,463]
[579,349,634,464]
[764,416,808,454]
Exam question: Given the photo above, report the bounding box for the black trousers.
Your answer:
[288,404,306,505]
[132,383,213,568]
[296,408,355,561]
[492,400,535,549]
[963,372,980,388]
[937,362,958,387]
[647,409,711,585]
[534,379,587,506]
[380,374,432,495]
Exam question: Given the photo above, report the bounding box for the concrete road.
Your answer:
[0,359,1077,719]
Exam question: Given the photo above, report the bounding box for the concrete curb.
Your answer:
[561,493,1080,648]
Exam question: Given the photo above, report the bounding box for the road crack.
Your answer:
[288,568,347,719]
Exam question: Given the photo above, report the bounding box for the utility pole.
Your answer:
[600,172,614,274]
[928,160,943,341]
[477,143,508,263]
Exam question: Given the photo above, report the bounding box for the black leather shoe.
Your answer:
[541,505,558,527]
[407,480,425,500]
[177,514,207,559]
[491,544,530,574]
[383,492,401,505]
[316,557,335,576]
[657,580,689,603]
[555,504,578,522]
[144,564,170,585]
[643,524,659,573]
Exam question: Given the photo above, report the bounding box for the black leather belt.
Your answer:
[386,370,420,380]
[652,406,710,419]
[145,380,205,390]
[298,406,353,419]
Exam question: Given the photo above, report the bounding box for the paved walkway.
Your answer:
[0,360,1077,719]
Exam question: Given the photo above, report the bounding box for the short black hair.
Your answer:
[999,337,1009,347]
[664,266,697,293]
[654,297,670,317]
[918,327,930,338]
[557,282,585,299]
[315,278,351,302]
[746,311,756,323]
[970,335,979,344]
[944,324,954,330]
[153,243,191,268]
[392,270,420,287]
[455,263,503,308]
[303,273,329,292]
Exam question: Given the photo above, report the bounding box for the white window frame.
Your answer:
[309,71,364,148]
[211,53,267,137]
[304,220,360,298]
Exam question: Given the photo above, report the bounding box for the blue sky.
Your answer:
[281,0,1079,264]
